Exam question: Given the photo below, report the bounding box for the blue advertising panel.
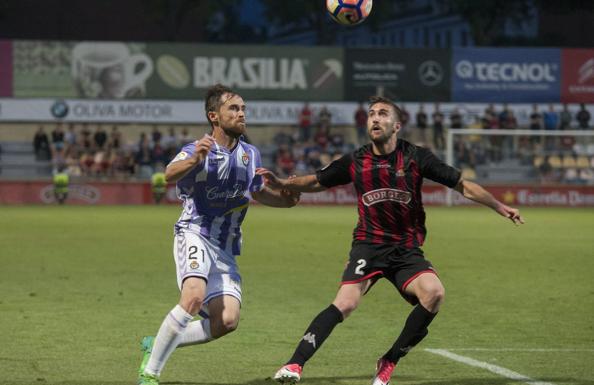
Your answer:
[452,48,561,102]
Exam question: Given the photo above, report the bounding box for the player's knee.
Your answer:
[419,286,445,310]
[333,298,359,318]
[211,312,239,338]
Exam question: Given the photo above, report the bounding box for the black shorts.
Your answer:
[341,241,437,305]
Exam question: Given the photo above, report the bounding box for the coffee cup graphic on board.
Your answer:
[72,42,153,98]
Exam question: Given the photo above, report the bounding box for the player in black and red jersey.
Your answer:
[257,96,524,385]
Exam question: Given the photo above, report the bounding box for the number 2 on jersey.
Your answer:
[354,259,367,275]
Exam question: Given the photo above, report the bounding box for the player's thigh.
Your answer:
[388,250,439,305]
[179,276,208,314]
[173,230,213,291]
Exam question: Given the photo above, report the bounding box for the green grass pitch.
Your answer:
[0,205,593,385]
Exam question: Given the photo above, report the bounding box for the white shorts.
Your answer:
[173,230,242,313]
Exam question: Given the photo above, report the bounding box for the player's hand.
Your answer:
[194,134,215,162]
[496,204,525,225]
[255,167,285,190]
[281,175,300,207]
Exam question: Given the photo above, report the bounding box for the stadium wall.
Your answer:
[1,181,593,207]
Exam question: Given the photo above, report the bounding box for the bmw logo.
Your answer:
[50,100,69,119]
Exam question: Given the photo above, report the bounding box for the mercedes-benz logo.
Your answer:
[418,61,443,86]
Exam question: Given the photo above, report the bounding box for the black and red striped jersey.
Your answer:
[316,139,461,248]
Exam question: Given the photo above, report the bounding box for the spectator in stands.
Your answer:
[33,126,50,160]
[93,125,108,150]
[275,144,296,177]
[432,103,445,150]
[354,102,368,144]
[51,123,65,154]
[51,124,66,172]
[64,123,77,147]
[543,104,559,130]
[498,104,511,129]
[135,137,154,179]
[449,108,463,129]
[109,126,122,150]
[150,126,161,145]
[576,103,591,129]
[306,149,322,171]
[501,108,517,130]
[559,104,572,130]
[179,127,191,146]
[482,104,498,130]
[415,104,428,143]
[162,127,179,162]
[318,106,332,131]
[538,156,555,184]
[79,123,92,151]
[543,104,559,150]
[529,104,543,145]
[151,139,168,170]
[299,102,313,142]
[313,126,330,150]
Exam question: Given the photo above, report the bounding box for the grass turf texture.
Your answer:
[0,205,592,385]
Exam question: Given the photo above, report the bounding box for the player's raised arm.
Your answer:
[165,134,214,183]
[454,179,525,225]
[255,168,327,192]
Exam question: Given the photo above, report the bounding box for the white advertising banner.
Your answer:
[1,99,593,127]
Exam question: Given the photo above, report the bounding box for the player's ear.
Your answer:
[394,121,401,134]
[208,111,219,126]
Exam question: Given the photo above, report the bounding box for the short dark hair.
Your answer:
[368,96,402,121]
[205,84,235,126]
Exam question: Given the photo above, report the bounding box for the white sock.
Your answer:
[177,319,213,347]
[144,305,193,376]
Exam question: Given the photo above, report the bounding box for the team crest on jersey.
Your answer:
[396,168,405,177]
[241,152,250,166]
[190,261,199,270]
[362,188,411,206]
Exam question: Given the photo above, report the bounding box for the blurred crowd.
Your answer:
[30,102,594,185]
[33,123,192,179]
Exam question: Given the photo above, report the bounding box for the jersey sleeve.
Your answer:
[316,153,353,188]
[170,142,196,164]
[170,142,205,183]
[416,147,461,188]
[249,146,265,192]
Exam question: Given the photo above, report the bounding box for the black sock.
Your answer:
[383,304,437,363]
[288,304,344,366]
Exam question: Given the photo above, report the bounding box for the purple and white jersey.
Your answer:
[172,139,264,255]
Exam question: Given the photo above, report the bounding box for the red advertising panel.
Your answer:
[1,182,594,207]
[0,40,12,97]
[561,48,594,103]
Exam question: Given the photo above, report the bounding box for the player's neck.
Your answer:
[212,129,239,151]
[371,136,397,156]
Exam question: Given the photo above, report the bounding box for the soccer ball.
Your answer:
[326,0,373,26]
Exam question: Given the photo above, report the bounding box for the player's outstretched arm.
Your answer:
[454,179,525,225]
[165,135,214,183]
[251,186,300,208]
[255,168,327,192]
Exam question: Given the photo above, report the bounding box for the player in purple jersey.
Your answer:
[257,96,524,385]
[137,84,300,385]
